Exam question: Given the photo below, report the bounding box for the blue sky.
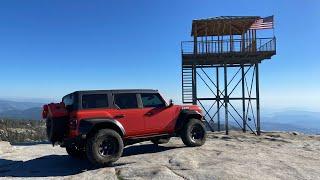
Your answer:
[0,0,319,110]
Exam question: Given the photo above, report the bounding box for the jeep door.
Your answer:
[108,93,146,137]
[140,93,177,134]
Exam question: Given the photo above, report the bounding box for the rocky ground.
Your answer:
[1,131,320,180]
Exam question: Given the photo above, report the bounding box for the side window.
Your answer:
[141,93,166,108]
[114,93,138,109]
[82,94,108,109]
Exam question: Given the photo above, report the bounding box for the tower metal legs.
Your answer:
[241,64,246,132]
[190,63,261,135]
[216,67,220,132]
[224,64,229,135]
[192,64,197,105]
[255,63,261,135]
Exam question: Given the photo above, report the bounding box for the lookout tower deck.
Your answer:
[181,16,276,135]
[182,37,276,65]
[181,16,276,65]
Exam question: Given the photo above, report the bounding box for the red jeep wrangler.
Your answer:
[43,89,206,166]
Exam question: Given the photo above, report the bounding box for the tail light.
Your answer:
[42,105,48,119]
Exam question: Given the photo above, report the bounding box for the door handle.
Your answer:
[145,112,153,116]
[114,114,125,119]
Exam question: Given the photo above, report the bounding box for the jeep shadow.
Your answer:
[0,143,180,177]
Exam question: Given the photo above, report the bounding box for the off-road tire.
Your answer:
[151,138,170,145]
[86,129,124,167]
[46,117,67,144]
[66,145,86,159]
[181,118,206,147]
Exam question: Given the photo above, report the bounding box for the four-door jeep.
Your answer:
[42,89,206,166]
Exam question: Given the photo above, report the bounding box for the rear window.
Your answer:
[82,94,109,109]
[63,94,74,106]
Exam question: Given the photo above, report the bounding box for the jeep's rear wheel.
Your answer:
[86,129,123,167]
[151,138,170,145]
[66,145,86,159]
[181,118,206,147]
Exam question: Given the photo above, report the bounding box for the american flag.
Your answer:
[249,16,274,30]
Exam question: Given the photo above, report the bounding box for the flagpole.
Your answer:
[272,15,275,37]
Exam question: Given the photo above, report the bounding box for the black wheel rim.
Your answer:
[190,124,205,142]
[98,137,119,157]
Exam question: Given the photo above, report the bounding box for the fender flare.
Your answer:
[175,109,203,132]
[78,118,126,137]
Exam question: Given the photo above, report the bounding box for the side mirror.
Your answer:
[169,99,174,106]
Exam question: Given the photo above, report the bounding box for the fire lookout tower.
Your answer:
[181,16,276,135]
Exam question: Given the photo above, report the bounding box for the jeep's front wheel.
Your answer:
[181,118,206,147]
[86,129,123,167]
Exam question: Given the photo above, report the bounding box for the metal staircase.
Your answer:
[182,65,193,104]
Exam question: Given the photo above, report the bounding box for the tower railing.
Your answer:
[181,37,276,55]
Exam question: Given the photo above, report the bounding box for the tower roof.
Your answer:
[191,16,260,36]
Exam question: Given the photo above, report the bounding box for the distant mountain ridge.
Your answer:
[0,107,42,120]
[0,99,44,120]
[200,104,320,134]
[0,99,43,112]
[261,110,320,134]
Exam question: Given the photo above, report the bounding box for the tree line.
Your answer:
[0,119,47,143]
